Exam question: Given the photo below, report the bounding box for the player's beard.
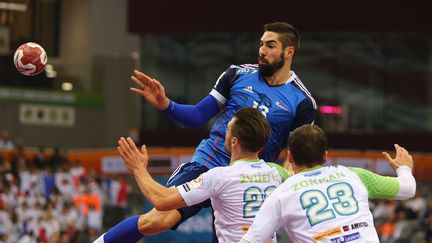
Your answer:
[258,53,285,77]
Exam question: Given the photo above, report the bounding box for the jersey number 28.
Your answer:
[243,185,276,218]
[300,182,359,227]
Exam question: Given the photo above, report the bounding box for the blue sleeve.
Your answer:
[163,95,220,128]
[290,98,317,131]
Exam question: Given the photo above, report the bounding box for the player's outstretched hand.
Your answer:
[117,137,149,174]
[131,70,170,110]
[382,144,414,171]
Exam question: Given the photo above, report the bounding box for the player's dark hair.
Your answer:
[232,108,271,153]
[264,22,300,51]
[288,124,327,167]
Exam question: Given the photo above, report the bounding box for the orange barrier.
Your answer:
[67,147,195,175]
[1,149,37,162]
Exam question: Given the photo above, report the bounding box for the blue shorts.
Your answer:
[166,161,212,230]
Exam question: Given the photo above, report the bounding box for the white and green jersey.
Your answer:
[241,165,416,243]
[177,159,291,243]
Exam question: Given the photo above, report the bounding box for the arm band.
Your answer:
[395,166,416,200]
[162,95,220,128]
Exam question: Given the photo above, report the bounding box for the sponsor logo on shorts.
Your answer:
[330,232,360,243]
[188,175,203,189]
[342,222,369,232]
[313,227,343,241]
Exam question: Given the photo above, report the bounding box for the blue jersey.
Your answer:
[192,64,317,169]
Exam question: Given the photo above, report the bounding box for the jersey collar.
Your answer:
[298,165,323,173]
[285,71,297,84]
[230,159,262,166]
[260,71,297,87]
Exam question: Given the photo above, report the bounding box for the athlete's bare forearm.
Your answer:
[133,168,186,211]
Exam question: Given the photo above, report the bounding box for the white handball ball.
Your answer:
[13,42,48,76]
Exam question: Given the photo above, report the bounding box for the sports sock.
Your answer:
[102,215,143,243]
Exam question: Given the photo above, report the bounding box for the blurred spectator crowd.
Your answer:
[0,130,131,243]
[372,189,432,243]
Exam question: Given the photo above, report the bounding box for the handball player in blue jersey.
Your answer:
[95,22,317,243]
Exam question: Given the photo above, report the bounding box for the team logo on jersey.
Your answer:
[243,86,254,93]
[330,232,360,243]
[275,101,288,111]
[313,227,343,241]
[187,175,203,189]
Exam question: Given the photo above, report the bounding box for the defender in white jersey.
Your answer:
[96,108,290,243]
[241,125,416,243]
[178,158,288,242]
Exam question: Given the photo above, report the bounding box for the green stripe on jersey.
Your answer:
[348,167,399,199]
[267,163,292,182]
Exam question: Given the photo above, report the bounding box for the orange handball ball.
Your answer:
[13,42,47,76]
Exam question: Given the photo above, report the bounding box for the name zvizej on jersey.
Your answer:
[192,64,316,168]
[176,159,291,243]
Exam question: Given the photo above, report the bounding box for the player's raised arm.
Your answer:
[130,69,221,128]
[349,144,416,200]
[131,70,170,110]
[382,144,416,199]
[117,137,186,211]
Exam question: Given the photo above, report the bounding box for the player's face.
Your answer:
[224,118,235,153]
[258,31,285,77]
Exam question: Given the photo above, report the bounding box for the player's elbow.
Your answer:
[397,177,417,199]
[152,198,175,211]
[405,183,416,199]
[153,202,171,211]
[400,186,416,200]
